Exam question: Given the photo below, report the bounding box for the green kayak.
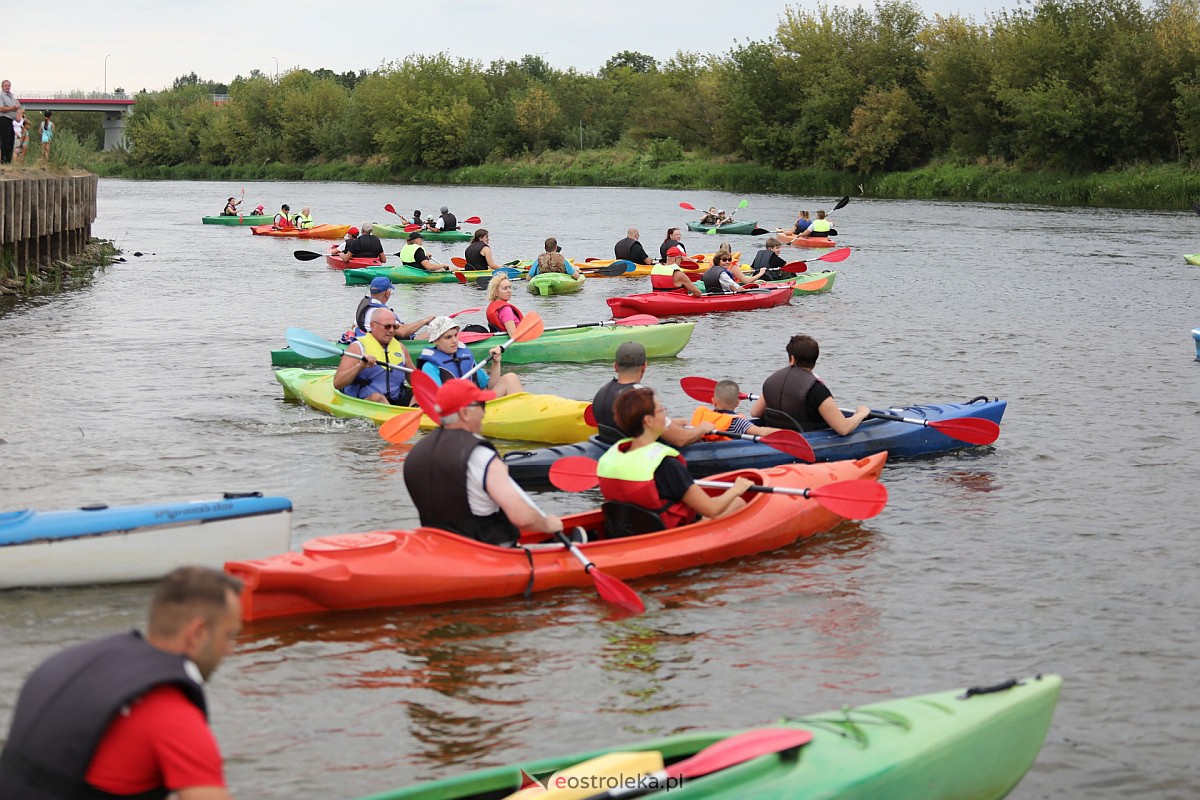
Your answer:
[343,265,518,286]
[201,215,274,226]
[371,223,472,242]
[270,322,695,367]
[528,272,585,296]
[685,219,759,235]
[757,270,837,295]
[1184,254,1200,266]
[358,675,1061,800]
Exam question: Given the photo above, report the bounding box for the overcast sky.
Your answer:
[8,0,1007,95]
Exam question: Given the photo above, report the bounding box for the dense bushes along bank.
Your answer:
[85,151,1200,211]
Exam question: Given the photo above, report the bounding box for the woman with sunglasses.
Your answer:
[700,251,766,294]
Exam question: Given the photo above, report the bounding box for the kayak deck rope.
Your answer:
[779,707,913,745]
[521,547,535,600]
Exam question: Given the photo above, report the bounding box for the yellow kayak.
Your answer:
[580,252,743,277]
[275,369,595,444]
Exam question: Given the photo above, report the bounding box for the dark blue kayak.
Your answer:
[503,397,1006,487]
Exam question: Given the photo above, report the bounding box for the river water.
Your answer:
[1,180,1197,798]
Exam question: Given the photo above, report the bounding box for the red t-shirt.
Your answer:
[86,684,226,794]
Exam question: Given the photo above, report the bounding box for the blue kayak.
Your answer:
[503,398,1006,487]
[0,493,294,588]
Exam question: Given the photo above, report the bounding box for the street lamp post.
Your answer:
[104,54,111,95]
[273,56,279,79]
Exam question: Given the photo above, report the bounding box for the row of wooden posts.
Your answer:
[0,173,98,277]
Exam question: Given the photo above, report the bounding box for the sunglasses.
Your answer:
[372,322,399,330]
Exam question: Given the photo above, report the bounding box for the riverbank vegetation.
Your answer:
[74,0,1200,208]
[0,239,119,298]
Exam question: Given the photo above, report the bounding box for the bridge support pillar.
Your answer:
[102,111,127,151]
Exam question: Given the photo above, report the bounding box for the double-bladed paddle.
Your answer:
[375,409,424,444]
[454,266,524,285]
[578,260,637,277]
[553,530,645,614]
[577,728,814,800]
[383,203,408,224]
[779,246,851,273]
[679,376,1001,445]
[400,215,483,233]
[458,314,660,344]
[704,429,814,461]
[548,457,887,519]
[707,199,750,234]
[294,249,334,261]
[460,312,545,380]
[285,328,414,374]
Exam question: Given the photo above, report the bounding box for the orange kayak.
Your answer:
[777,231,837,248]
[324,253,382,270]
[227,453,887,620]
[251,224,351,239]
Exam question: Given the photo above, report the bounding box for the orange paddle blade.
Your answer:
[378,410,423,443]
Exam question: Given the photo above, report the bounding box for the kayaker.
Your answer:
[273,204,293,229]
[485,274,524,337]
[690,380,780,438]
[343,222,386,263]
[333,226,360,256]
[350,277,433,341]
[528,237,580,278]
[701,252,763,294]
[787,210,812,236]
[591,341,714,446]
[650,247,703,296]
[401,231,452,272]
[597,387,753,529]
[403,378,563,547]
[700,207,720,226]
[614,228,655,266]
[412,210,424,228]
[435,206,457,231]
[221,197,242,216]
[0,567,243,800]
[334,309,414,405]
[419,316,523,397]
[799,209,837,238]
[749,237,790,280]
[749,334,870,433]
[658,228,686,263]
[252,204,265,215]
[295,207,314,230]
[464,229,505,270]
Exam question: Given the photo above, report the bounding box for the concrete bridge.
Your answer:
[17,92,135,151]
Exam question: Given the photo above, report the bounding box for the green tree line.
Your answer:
[120,0,1200,175]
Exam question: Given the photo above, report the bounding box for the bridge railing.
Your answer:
[17,90,132,101]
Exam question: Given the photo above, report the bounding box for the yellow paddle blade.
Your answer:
[500,751,665,800]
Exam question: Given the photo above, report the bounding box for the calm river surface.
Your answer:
[1,180,1197,798]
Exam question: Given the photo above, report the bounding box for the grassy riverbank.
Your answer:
[0,239,120,298]
[83,149,1200,211]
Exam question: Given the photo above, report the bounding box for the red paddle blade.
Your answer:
[679,202,698,211]
[758,431,815,462]
[811,479,889,520]
[513,311,545,342]
[680,376,719,403]
[463,215,482,225]
[816,247,851,263]
[409,370,441,423]
[665,728,813,781]
[448,307,481,318]
[451,257,467,268]
[929,416,1001,445]
[615,314,659,326]
[590,568,645,614]
[584,404,597,427]
[404,223,421,232]
[781,261,808,273]
[378,410,424,443]
[384,203,398,215]
[549,456,600,491]
[452,270,468,284]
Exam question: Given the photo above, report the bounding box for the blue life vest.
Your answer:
[418,345,487,389]
[347,336,411,405]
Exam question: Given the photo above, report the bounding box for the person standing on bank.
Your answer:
[0,80,21,164]
[614,228,655,266]
[0,566,244,800]
[39,111,54,161]
[749,334,870,434]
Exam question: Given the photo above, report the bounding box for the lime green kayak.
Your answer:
[344,265,511,286]
[358,675,1061,800]
[757,270,837,295]
[528,272,585,296]
[275,369,595,444]
[371,223,472,242]
[1184,254,1200,266]
[270,322,695,367]
[201,215,274,226]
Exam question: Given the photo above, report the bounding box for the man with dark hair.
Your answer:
[749,334,869,433]
[590,341,713,446]
[0,567,244,800]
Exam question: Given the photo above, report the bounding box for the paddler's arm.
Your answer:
[396,316,433,340]
[484,458,563,534]
[660,419,713,448]
[332,343,372,390]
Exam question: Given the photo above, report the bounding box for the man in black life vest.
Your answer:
[0,567,244,800]
[749,334,870,433]
[404,379,563,546]
[591,341,715,446]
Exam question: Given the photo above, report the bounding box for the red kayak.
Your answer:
[790,236,837,248]
[607,286,792,318]
[325,253,382,270]
[226,454,887,620]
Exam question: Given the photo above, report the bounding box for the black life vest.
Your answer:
[591,379,641,444]
[464,240,488,269]
[440,212,457,231]
[761,366,824,431]
[614,237,637,262]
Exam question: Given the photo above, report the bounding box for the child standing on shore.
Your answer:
[39,111,54,161]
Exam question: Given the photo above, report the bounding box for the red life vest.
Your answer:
[596,440,696,529]
[486,300,524,333]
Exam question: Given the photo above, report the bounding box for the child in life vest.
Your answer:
[689,380,781,439]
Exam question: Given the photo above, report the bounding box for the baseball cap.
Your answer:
[434,379,496,418]
[347,226,360,236]
[615,341,647,368]
[666,246,685,257]
[361,222,373,234]
[369,276,393,294]
[427,315,461,341]
[407,231,423,242]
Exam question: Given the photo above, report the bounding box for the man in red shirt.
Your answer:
[0,567,244,800]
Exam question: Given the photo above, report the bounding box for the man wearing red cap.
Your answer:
[404,379,563,546]
[649,247,703,296]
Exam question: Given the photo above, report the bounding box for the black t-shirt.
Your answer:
[653,457,694,505]
[406,246,430,268]
[615,238,652,265]
[349,234,384,259]
[591,379,640,443]
[750,249,785,271]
